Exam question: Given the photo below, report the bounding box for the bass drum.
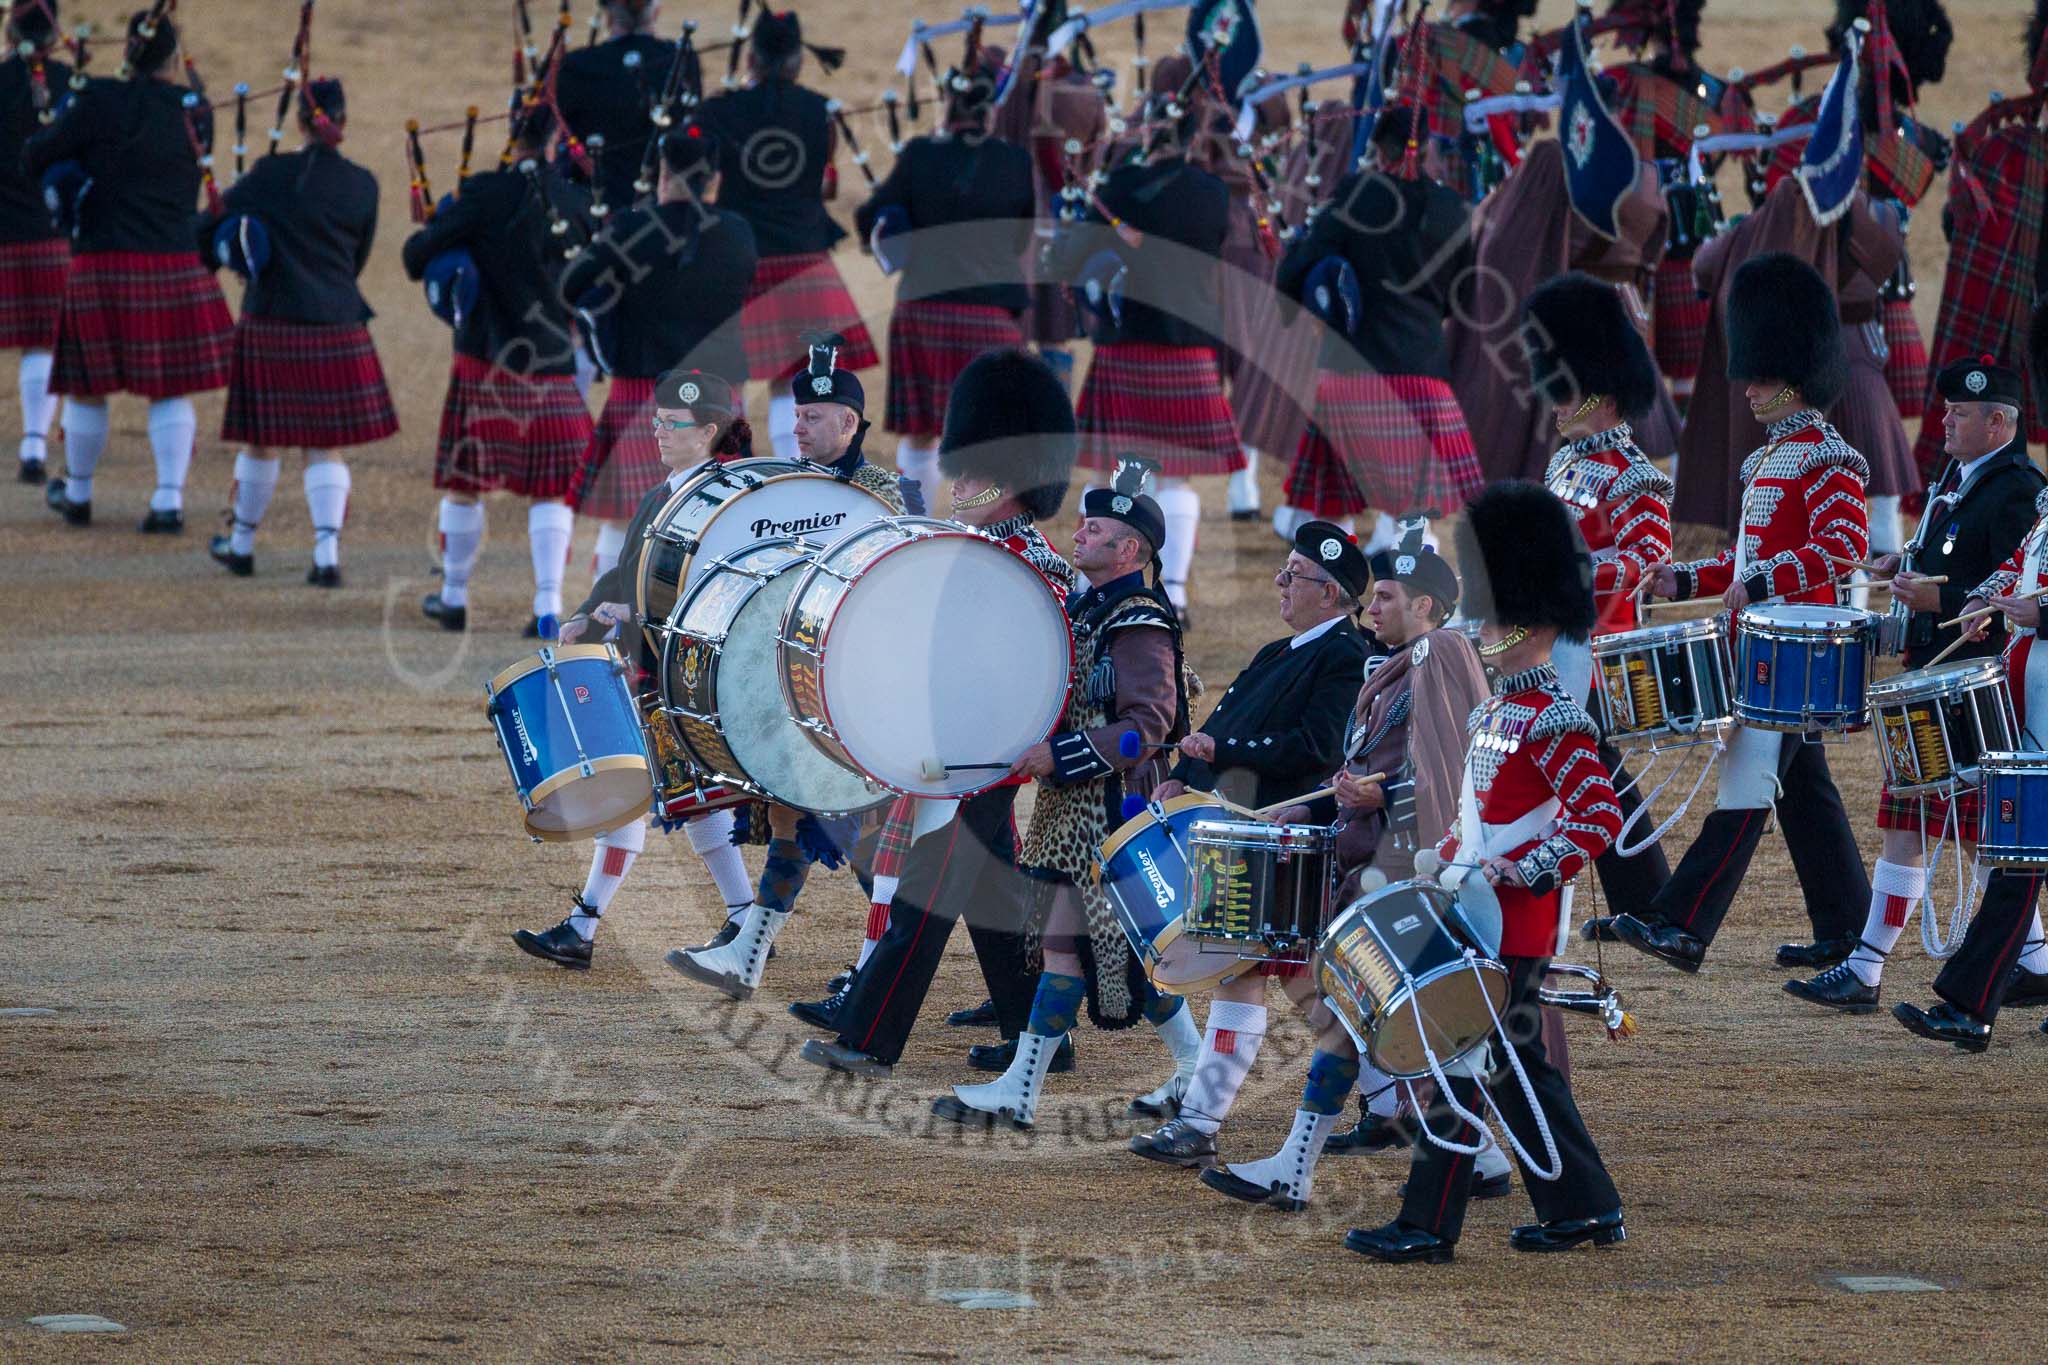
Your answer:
[659,539,892,818]
[632,457,895,660]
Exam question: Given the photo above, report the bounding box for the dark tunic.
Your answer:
[852,130,1035,313]
[0,53,71,243]
[554,32,694,209]
[1898,439,2046,669]
[200,144,378,324]
[559,198,757,381]
[23,75,205,253]
[693,78,842,257]
[1053,155,1231,350]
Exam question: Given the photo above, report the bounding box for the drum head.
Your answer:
[1368,960,1511,1080]
[526,765,655,841]
[811,531,1071,796]
[1742,603,1872,634]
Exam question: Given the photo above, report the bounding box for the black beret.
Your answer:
[1081,456,1166,554]
[1935,355,2024,409]
[654,368,734,414]
[1293,521,1371,597]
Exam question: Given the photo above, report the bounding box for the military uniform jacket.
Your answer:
[24,75,205,254]
[202,143,379,324]
[559,198,757,382]
[1899,438,2045,668]
[1971,487,2048,735]
[554,33,694,210]
[0,53,71,243]
[1544,422,1674,638]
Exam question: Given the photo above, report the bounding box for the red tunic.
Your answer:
[1971,489,2048,733]
[1543,424,1674,639]
[1675,410,1869,606]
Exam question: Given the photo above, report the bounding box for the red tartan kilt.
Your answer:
[220,317,398,449]
[1876,783,1981,837]
[0,237,69,350]
[51,250,233,398]
[568,377,664,520]
[1653,257,1709,382]
[433,353,594,499]
[1077,342,1243,477]
[1881,296,1929,419]
[883,299,1024,437]
[741,252,878,383]
[1285,370,1481,517]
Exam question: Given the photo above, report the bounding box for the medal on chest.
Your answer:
[1469,698,1539,787]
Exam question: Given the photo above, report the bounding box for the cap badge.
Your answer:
[1396,554,1416,576]
[1319,537,1342,562]
[810,375,833,396]
[1965,370,1987,395]
[679,381,701,404]
[1111,495,1133,514]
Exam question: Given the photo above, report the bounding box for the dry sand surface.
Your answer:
[5,0,2047,1359]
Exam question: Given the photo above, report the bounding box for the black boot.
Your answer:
[1344,1220,1455,1264]
[947,998,999,1028]
[44,478,89,525]
[421,592,467,632]
[18,454,45,484]
[1622,807,1771,963]
[1783,960,1880,1013]
[1891,1001,1992,1052]
[137,506,184,534]
[306,564,342,588]
[1776,937,1860,969]
[2006,965,2048,1008]
[788,973,855,1030]
[1323,1105,1413,1156]
[1509,1209,1626,1252]
[1612,913,1706,973]
[209,534,254,577]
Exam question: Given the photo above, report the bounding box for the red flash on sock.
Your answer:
[1883,893,1913,929]
[1212,1029,1237,1056]
[864,901,890,940]
[602,846,631,877]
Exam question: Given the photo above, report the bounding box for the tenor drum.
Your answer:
[1733,603,1876,733]
[1099,793,1262,991]
[1868,657,2015,797]
[1185,819,1336,962]
[632,457,894,660]
[658,539,892,818]
[1314,880,1509,1080]
[1589,617,1732,748]
[780,517,1073,798]
[484,644,654,842]
[1976,751,2048,869]
[642,699,750,822]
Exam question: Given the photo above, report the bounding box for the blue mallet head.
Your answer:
[1120,794,1147,822]
[1118,730,1142,760]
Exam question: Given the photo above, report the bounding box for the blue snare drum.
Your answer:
[1733,603,1876,733]
[1099,793,1257,991]
[1976,751,2048,869]
[484,644,654,842]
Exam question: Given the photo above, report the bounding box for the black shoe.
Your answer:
[2003,965,2048,1008]
[788,982,851,1031]
[1784,961,1880,1014]
[1776,936,1858,969]
[1344,1220,1454,1264]
[44,478,88,525]
[1228,508,1256,522]
[1398,1168,1512,1201]
[137,506,184,534]
[929,1094,1031,1131]
[1612,913,1705,974]
[511,919,593,970]
[421,592,467,632]
[968,1035,1075,1074]
[825,966,854,996]
[18,455,45,484]
[1580,915,1620,943]
[1510,1209,1626,1252]
[306,564,342,588]
[798,1037,892,1079]
[1128,1117,1219,1169]
[685,918,775,961]
[947,998,999,1028]
[1891,1000,1992,1053]
[1324,1109,1413,1157]
[208,534,254,577]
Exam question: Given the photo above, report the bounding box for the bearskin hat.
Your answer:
[1725,252,1848,409]
[1521,272,1660,423]
[938,349,1078,522]
[1828,0,1952,92]
[1455,482,1598,642]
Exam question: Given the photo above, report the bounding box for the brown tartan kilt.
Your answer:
[0,237,70,350]
[1882,295,1929,420]
[432,353,594,499]
[1652,256,1710,383]
[568,377,663,520]
[741,251,879,383]
[220,317,399,449]
[1285,370,1482,518]
[50,249,234,399]
[883,299,1024,437]
[1076,342,1243,477]
[1877,784,1981,838]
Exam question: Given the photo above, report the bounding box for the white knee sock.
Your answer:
[59,400,108,504]
[527,501,575,619]
[1476,1130,1511,1180]
[592,520,628,582]
[684,808,752,914]
[146,397,197,512]
[1867,494,1903,557]
[1847,859,1928,986]
[228,452,281,554]
[1178,999,1267,1135]
[2021,908,2048,976]
[1358,1057,1402,1118]
[437,498,485,608]
[767,393,797,460]
[1228,446,1260,514]
[574,820,647,939]
[895,437,940,502]
[303,459,350,568]
[18,348,54,464]
[1155,480,1201,610]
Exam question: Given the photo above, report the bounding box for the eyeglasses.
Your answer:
[650,415,711,433]
[1276,567,1334,588]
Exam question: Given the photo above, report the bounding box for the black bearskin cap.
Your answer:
[1725,252,1848,409]
[1456,482,1597,642]
[1522,272,1660,422]
[938,349,1079,522]
[1828,0,1952,92]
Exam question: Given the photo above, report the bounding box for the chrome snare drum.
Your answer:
[1184,818,1336,963]
[1867,657,2015,797]
[1589,617,1732,748]
[1733,603,1877,733]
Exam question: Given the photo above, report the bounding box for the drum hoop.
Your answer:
[485,642,622,697]
[1591,616,1726,656]
[1978,751,2048,773]
[1739,620,1875,647]
[1867,658,2007,704]
[1187,818,1337,850]
[1099,793,1231,874]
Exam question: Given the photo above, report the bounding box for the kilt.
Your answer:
[568,377,663,520]
[0,237,69,350]
[432,352,594,499]
[741,251,878,383]
[220,317,398,449]
[883,299,1024,437]
[1077,342,1244,477]
[1284,371,1482,517]
[1877,784,1980,839]
[1881,295,1928,420]
[50,250,233,399]
[1652,256,1709,383]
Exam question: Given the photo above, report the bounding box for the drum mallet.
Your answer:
[917,757,1010,780]
[1117,732,1180,760]
[1251,774,1386,819]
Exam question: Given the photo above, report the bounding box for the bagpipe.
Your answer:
[201,1,320,281]
[1943,25,2048,228]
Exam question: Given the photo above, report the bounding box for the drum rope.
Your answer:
[1399,958,1564,1181]
[1614,737,1724,858]
[1914,800,1979,960]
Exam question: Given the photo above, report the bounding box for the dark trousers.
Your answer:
[1592,742,1670,911]
[830,785,1037,1066]
[1935,870,2045,1026]
[1652,736,1866,944]
[1398,956,1619,1243]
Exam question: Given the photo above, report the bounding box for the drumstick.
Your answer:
[1253,773,1388,818]
[1826,553,1893,574]
[1922,632,1979,669]
[1938,584,2048,629]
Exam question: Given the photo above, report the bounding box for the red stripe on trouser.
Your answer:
[1430,1141,1469,1234]
[602,846,630,877]
[864,901,891,941]
[1212,1028,1236,1056]
[855,821,962,1052]
[1675,808,1762,931]
[1970,875,2041,1014]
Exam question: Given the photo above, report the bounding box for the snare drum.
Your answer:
[780,517,1073,798]
[1099,793,1262,991]
[1589,617,1733,748]
[1976,751,2048,868]
[485,644,654,842]
[659,540,892,818]
[1733,603,1877,733]
[1867,658,2015,797]
[1314,880,1510,1080]
[643,701,750,822]
[1185,819,1336,960]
